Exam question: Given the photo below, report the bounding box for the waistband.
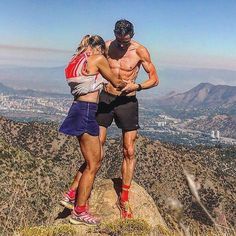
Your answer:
[72,100,98,109]
[101,90,136,100]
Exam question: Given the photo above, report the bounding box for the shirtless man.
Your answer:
[96,19,159,218]
[61,19,159,219]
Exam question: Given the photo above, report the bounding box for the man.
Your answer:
[96,19,159,218]
[61,19,159,219]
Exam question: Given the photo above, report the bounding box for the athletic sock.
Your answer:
[67,189,76,199]
[74,205,87,214]
[121,184,130,202]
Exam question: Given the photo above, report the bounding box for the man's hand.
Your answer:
[121,83,139,94]
[116,81,127,91]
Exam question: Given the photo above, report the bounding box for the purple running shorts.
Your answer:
[59,101,99,136]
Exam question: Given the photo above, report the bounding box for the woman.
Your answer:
[59,35,125,226]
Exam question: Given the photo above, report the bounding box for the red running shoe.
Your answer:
[116,197,133,219]
[60,192,75,209]
[70,209,100,226]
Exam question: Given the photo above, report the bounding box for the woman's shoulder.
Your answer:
[88,54,106,63]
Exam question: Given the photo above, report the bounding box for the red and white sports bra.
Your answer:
[65,52,107,97]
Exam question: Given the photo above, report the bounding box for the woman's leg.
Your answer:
[70,133,102,225]
[75,133,101,206]
[70,162,87,190]
[60,162,87,209]
[67,126,107,192]
[61,127,106,210]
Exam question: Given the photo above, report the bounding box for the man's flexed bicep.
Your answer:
[137,46,159,89]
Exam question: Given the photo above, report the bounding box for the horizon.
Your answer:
[1,79,235,97]
[1,64,236,95]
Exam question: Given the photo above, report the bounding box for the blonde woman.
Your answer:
[59,35,125,225]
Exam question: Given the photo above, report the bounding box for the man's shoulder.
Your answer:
[134,42,149,58]
[131,40,147,53]
[105,40,113,47]
[130,39,143,47]
[131,39,143,47]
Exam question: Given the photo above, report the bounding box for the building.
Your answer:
[211,131,215,138]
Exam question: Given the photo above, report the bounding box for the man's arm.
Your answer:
[122,46,159,93]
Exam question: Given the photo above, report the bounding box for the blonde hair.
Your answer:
[75,34,106,55]
[88,35,105,54]
[76,34,91,54]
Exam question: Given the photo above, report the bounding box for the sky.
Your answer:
[0,0,236,70]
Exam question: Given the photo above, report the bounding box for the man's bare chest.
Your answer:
[107,49,140,71]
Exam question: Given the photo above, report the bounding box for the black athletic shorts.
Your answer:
[96,90,140,131]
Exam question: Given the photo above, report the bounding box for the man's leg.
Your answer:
[122,130,137,186]
[118,130,137,218]
[99,126,107,159]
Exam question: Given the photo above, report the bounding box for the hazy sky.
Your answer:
[0,0,236,69]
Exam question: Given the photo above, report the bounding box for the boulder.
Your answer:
[89,178,166,228]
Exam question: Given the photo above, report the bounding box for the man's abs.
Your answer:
[104,67,140,96]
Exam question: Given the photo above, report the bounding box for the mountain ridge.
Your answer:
[158,82,236,109]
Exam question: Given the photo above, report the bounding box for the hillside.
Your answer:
[185,114,236,139]
[158,83,236,110]
[0,116,235,234]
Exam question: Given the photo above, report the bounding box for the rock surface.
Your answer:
[89,178,166,228]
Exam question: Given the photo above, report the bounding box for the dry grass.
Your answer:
[15,221,236,236]
[15,224,78,236]
[93,218,152,235]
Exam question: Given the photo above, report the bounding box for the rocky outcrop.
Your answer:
[89,178,166,228]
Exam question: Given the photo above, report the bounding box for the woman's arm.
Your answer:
[96,55,126,89]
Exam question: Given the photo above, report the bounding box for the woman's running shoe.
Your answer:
[70,209,100,226]
[60,193,75,209]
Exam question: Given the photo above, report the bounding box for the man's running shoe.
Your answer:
[69,209,100,226]
[60,193,75,209]
[117,197,133,219]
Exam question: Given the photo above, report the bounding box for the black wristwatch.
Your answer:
[137,84,142,91]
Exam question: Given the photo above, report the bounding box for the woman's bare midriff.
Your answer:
[76,90,100,103]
